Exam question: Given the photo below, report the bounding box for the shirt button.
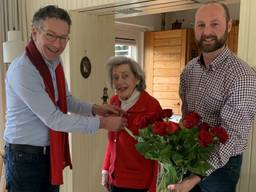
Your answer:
[114,139,117,143]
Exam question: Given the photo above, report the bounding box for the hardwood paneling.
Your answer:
[158,99,181,114]
[153,84,179,92]
[154,54,181,61]
[144,29,189,115]
[144,32,154,94]
[153,68,180,77]
[227,24,239,54]
[158,99,180,107]
[153,91,179,100]
[154,38,181,46]
[154,46,182,54]
[153,77,180,84]
[153,61,181,68]
[154,29,183,39]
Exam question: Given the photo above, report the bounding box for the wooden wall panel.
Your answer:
[144,32,154,94]
[153,84,179,92]
[154,54,181,61]
[154,30,184,39]
[153,77,180,84]
[227,24,239,54]
[153,91,179,100]
[154,68,180,76]
[153,60,180,67]
[154,38,181,46]
[144,29,188,114]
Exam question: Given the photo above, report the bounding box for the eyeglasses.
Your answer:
[39,28,70,44]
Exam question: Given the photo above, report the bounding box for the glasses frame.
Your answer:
[38,27,70,44]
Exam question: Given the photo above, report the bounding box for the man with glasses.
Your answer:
[3,5,127,192]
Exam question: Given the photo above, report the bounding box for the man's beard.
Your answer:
[195,28,228,53]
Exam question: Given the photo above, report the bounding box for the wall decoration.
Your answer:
[80,56,91,79]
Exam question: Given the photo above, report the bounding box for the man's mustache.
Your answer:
[200,35,218,41]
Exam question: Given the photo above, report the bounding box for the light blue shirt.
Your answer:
[4,53,100,146]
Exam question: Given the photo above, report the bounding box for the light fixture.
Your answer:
[2,30,25,64]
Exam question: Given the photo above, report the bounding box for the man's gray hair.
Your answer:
[32,5,71,29]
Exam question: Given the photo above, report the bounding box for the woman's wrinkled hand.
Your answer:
[101,171,110,192]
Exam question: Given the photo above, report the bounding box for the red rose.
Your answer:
[152,122,168,136]
[133,112,157,129]
[147,112,161,124]
[161,109,173,119]
[182,112,201,129]
[211,126,229,144]
[134,116,148,129]
[198,122,211,132]
[165,122,179,134]
[198,130,213,147]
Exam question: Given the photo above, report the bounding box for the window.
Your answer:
[115,37,137,61]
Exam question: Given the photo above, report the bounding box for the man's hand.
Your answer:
[92,104,124,117]
[168,175,201,192]
[99,116,127,131]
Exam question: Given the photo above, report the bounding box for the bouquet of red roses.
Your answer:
[125,110,228,192]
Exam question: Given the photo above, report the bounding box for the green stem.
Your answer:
[124,127,136,139]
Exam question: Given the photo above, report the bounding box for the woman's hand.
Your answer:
[101,171,110,192]
[168,175,201,192]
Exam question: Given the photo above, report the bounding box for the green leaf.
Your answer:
[188,160,211,176]
[159,145,172,163]
[135,142,152,156]
[172,153,184,165]
[139,126,152,138]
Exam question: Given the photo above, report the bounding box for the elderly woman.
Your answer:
[101,56,162,192]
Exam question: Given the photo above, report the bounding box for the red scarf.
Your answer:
[26,40,72,185]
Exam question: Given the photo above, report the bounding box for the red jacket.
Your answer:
[102,91,162,191]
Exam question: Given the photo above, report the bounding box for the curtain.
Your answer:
[0,0,27,146]
[0,1,27,191]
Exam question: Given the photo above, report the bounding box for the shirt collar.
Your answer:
[44,57,60,70]
[197,46,231,71]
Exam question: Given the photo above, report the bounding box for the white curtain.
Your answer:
[0,0,28,146]
[0,1,27,191]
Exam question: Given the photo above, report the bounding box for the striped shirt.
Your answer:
[179,47,256,175]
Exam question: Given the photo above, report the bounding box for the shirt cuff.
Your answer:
[102,170,109,175]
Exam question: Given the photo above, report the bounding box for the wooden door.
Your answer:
[68,11,115,192]
[227,24,239,54]
[144,29,187,115]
